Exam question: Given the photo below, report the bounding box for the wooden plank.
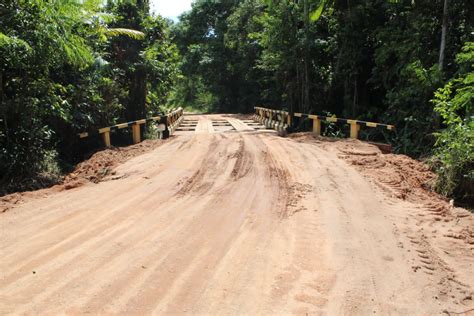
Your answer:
[227,118,253,131]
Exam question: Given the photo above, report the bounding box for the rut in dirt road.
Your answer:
[1,114,473,315]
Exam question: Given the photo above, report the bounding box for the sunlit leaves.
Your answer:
[104,28,145,39]
[310,0,331,23]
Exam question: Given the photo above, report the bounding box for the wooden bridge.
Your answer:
[78,107,395,147]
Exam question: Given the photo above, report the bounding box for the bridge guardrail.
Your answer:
[254,106,394,139]
[78,107,184,147]
[253,107,291,133]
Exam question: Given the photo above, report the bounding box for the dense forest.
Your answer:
[0,0,473,203]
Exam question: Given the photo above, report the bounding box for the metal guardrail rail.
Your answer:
[78,107,184,147]
[254,106,394,139]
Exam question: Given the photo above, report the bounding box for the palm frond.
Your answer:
[104,28,145,40]
[310,0,332,23]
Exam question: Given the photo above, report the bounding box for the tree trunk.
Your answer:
[439,0,449,72]
[297,62,303,113]
[127,66,147,121]
[0,70,8,146]
[352,77,357,117]
[301,64,304,113]
[303,0,310,114]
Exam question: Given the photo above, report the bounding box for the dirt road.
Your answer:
[1,114,473,315]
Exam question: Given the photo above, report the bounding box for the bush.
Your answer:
[431,42,474,203]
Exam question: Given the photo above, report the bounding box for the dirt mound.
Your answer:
[309,134,471,221]
[0,139,165,213]
[336,140,436,202]
[63,139,164,187]
[288,132,325,143]
[289,132,437,202]
[290,133,471,216]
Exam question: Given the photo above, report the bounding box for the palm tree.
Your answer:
[0,0,145,68]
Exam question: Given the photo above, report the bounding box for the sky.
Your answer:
[150,0,192,21]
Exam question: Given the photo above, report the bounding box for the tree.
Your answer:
[438,0,449,72]
[1,0,98,189]
[0,0,180,193]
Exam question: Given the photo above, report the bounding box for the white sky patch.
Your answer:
[150,0,192,21]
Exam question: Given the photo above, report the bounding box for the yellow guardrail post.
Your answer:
[99,127,111,147]
[348,120,360,139]
[102,132,111,147]
[132,123,141,144]
[309,115,321,136]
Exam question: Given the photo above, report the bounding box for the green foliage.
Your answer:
[321,113,345,138]
[0,0,181,194]
[171,1,246,112]
[431,42,473,201]
[1,0,95,191]
[0,33,32,60]
[168,75,216,112]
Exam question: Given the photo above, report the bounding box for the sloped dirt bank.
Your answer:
[0,139,166,213]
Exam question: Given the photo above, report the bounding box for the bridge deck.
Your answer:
[174,114,265,135]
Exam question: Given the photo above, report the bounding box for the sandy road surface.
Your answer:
[1,114,473,315]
